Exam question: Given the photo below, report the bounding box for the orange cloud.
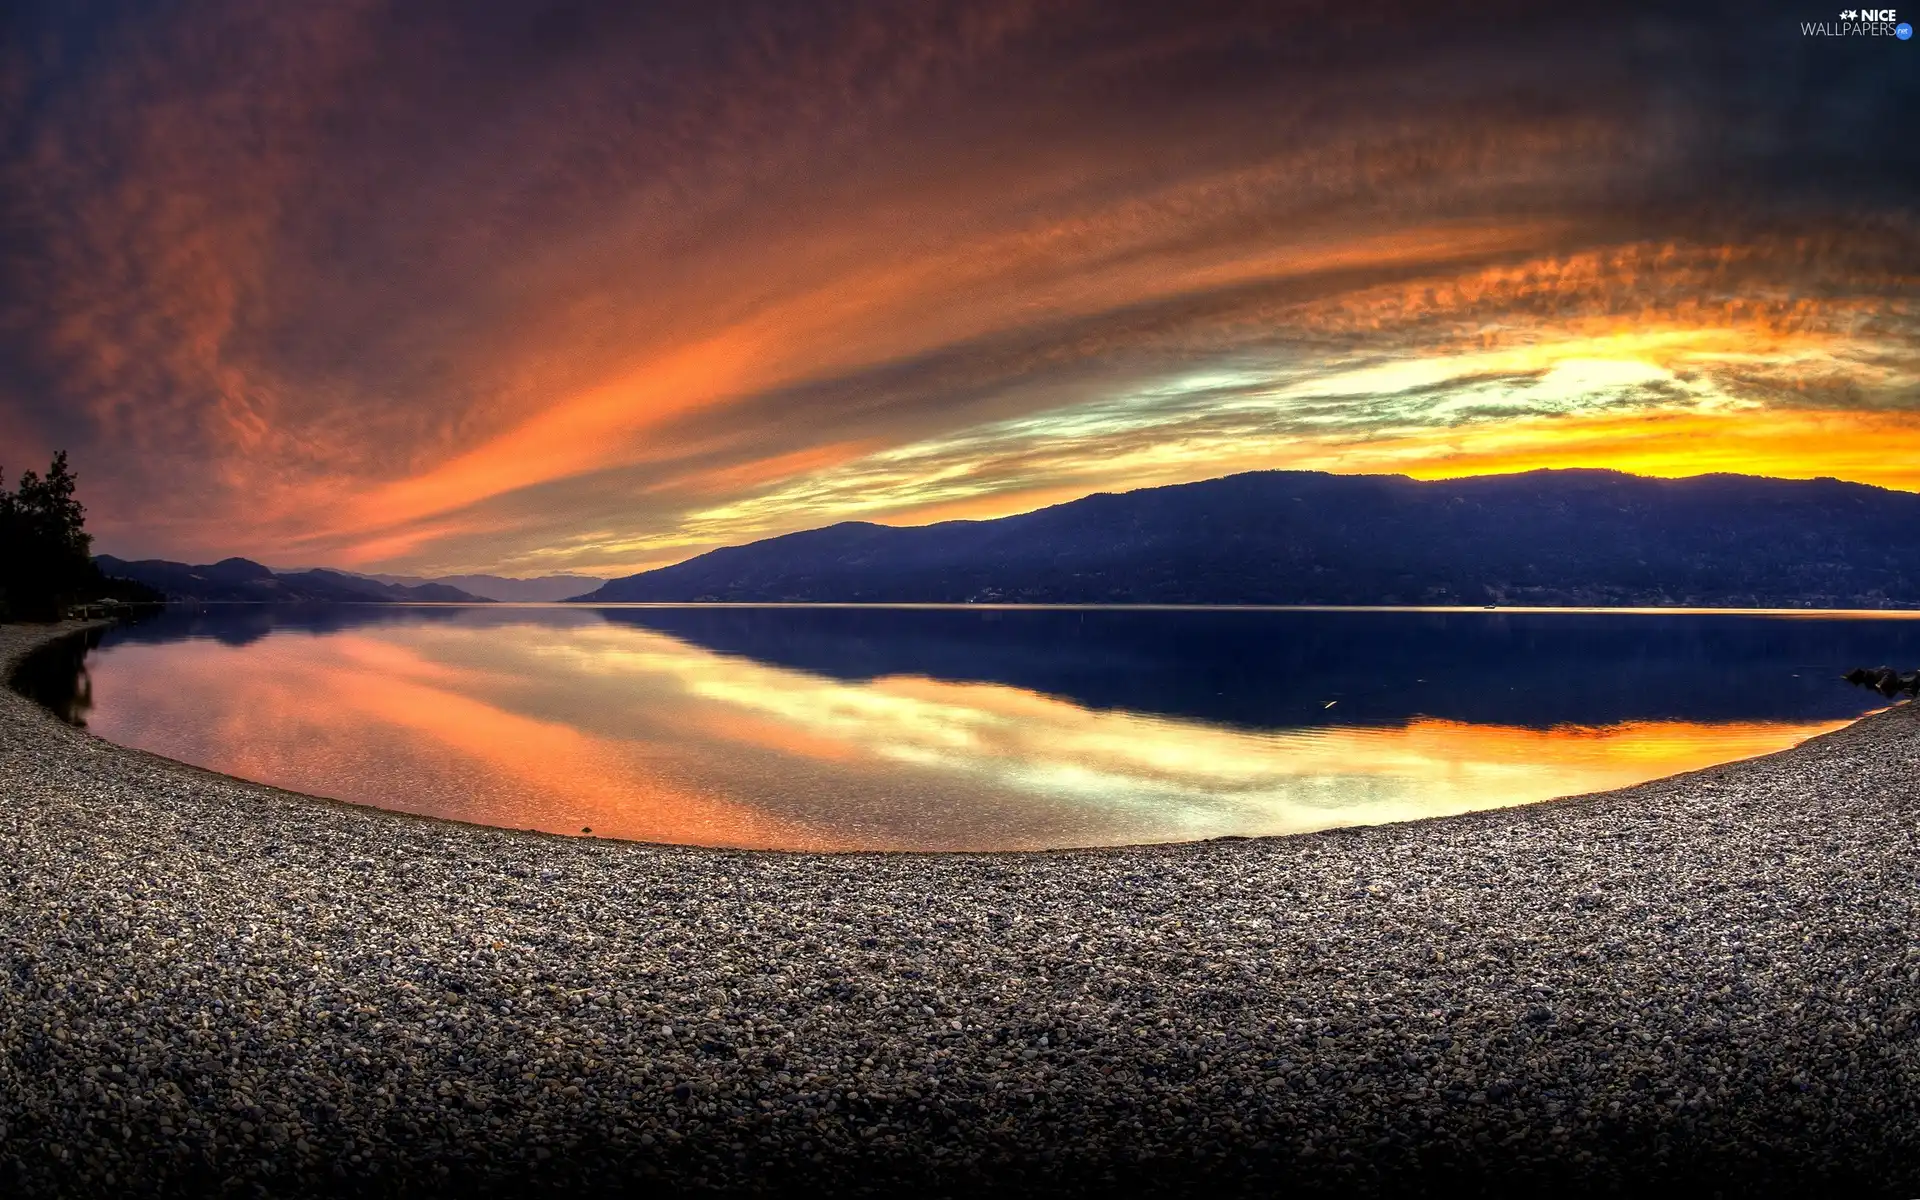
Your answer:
[303,216,1561,557]
[5,3,1915,572]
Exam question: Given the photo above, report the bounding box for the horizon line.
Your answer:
[132,601,1920,618]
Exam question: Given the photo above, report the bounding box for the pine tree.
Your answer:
[0,451,108,620]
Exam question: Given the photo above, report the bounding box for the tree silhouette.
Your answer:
[0,451,155,620]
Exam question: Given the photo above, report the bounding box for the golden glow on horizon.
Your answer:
[12,0,1916,578]
[1384,410,1920,488]
[300,219,1574,565]
[376,226,1906,577]
[555,305,1915,571]
[525,368,1913,578]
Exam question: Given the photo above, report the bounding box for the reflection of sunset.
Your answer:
[95,635,830,850]
[82,622,1850,851]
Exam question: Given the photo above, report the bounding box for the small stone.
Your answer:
[1,620,1915,1195]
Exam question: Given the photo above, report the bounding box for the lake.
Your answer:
[17,605,1919,851]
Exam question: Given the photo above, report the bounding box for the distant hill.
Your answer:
[93,556,491,603]
[570,469,1920,608]
[354,572,606,602]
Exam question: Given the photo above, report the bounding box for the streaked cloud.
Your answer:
[0,1,1914,573]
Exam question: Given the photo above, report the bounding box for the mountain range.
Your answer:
[93,557,492,603]
[350,572,606,602]
[570,469,1920,608]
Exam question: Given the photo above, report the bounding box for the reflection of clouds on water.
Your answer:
[81,618,1850,851]
[90,632,826,850]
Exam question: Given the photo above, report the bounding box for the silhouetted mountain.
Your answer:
[93,557,491,603]
[353,572,607,602]
[278,568,487,603]
[572,469,1920,608]
[198,557,275,585]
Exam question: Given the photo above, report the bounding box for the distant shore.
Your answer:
[3,620,1918,1196]
[100,597,1920,610]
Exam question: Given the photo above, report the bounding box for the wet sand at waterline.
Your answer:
[3,621,1917,1196]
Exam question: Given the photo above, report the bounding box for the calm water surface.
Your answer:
[23,605,1920,850]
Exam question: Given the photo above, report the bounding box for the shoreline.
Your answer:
[4,619,1919,1195]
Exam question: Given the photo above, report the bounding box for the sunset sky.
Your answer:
[1,0,1915,577]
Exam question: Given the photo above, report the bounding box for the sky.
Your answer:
[1,0,1915,577]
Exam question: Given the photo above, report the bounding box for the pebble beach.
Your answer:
[3,620,1918,1196]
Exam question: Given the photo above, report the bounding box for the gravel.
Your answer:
[3,620,1918,1196]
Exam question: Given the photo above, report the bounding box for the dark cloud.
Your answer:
[0,0,1913,570]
